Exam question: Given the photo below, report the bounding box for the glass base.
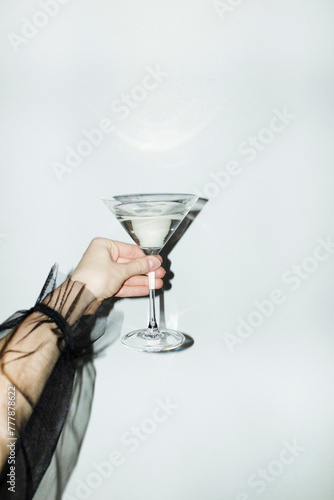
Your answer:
[121,328,185,352]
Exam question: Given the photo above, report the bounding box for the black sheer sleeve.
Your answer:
[0,265,105,500]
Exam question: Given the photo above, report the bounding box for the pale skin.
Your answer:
[0,237,164,469]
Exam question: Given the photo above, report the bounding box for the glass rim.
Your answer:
[101,192,198,201]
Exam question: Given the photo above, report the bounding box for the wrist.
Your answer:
[42,278,101,326]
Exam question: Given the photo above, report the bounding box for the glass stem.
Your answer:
[147,271,159,335]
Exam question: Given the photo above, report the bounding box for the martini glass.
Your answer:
[102,193,198,352]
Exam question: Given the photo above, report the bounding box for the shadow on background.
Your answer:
[158,333,195,353]
[158,197,208,343]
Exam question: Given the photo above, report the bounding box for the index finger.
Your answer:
[114,241,163,263]
[113,240,146,260]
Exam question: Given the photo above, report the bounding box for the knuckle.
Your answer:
[90,236,104,246]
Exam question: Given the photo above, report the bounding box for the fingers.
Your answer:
[119,256,161,281]
[123,274,164,287]
[148,265,165,278]
[113,241,163,263]
[115,265,165,278]
[113,240,146,259]
[77,238,164,299]
[117,254,163,266]
[115,286,150,298]
[115,279,163,298]
[115,262,165,297]
[88,238,162,263]
[125,266,165,279]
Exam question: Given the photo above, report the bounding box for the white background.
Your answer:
[1,1,334,499]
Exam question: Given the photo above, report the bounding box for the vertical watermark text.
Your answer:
[7,385,17,493]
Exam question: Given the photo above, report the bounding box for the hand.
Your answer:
[71,237,165,300]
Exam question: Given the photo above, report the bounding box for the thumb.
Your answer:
[120,256,161,280]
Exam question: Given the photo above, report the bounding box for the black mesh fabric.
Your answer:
[0,265,106,500]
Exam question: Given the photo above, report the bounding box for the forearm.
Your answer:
[0,277,99,471]
[0,313,61,464]
[0,313,61,469]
